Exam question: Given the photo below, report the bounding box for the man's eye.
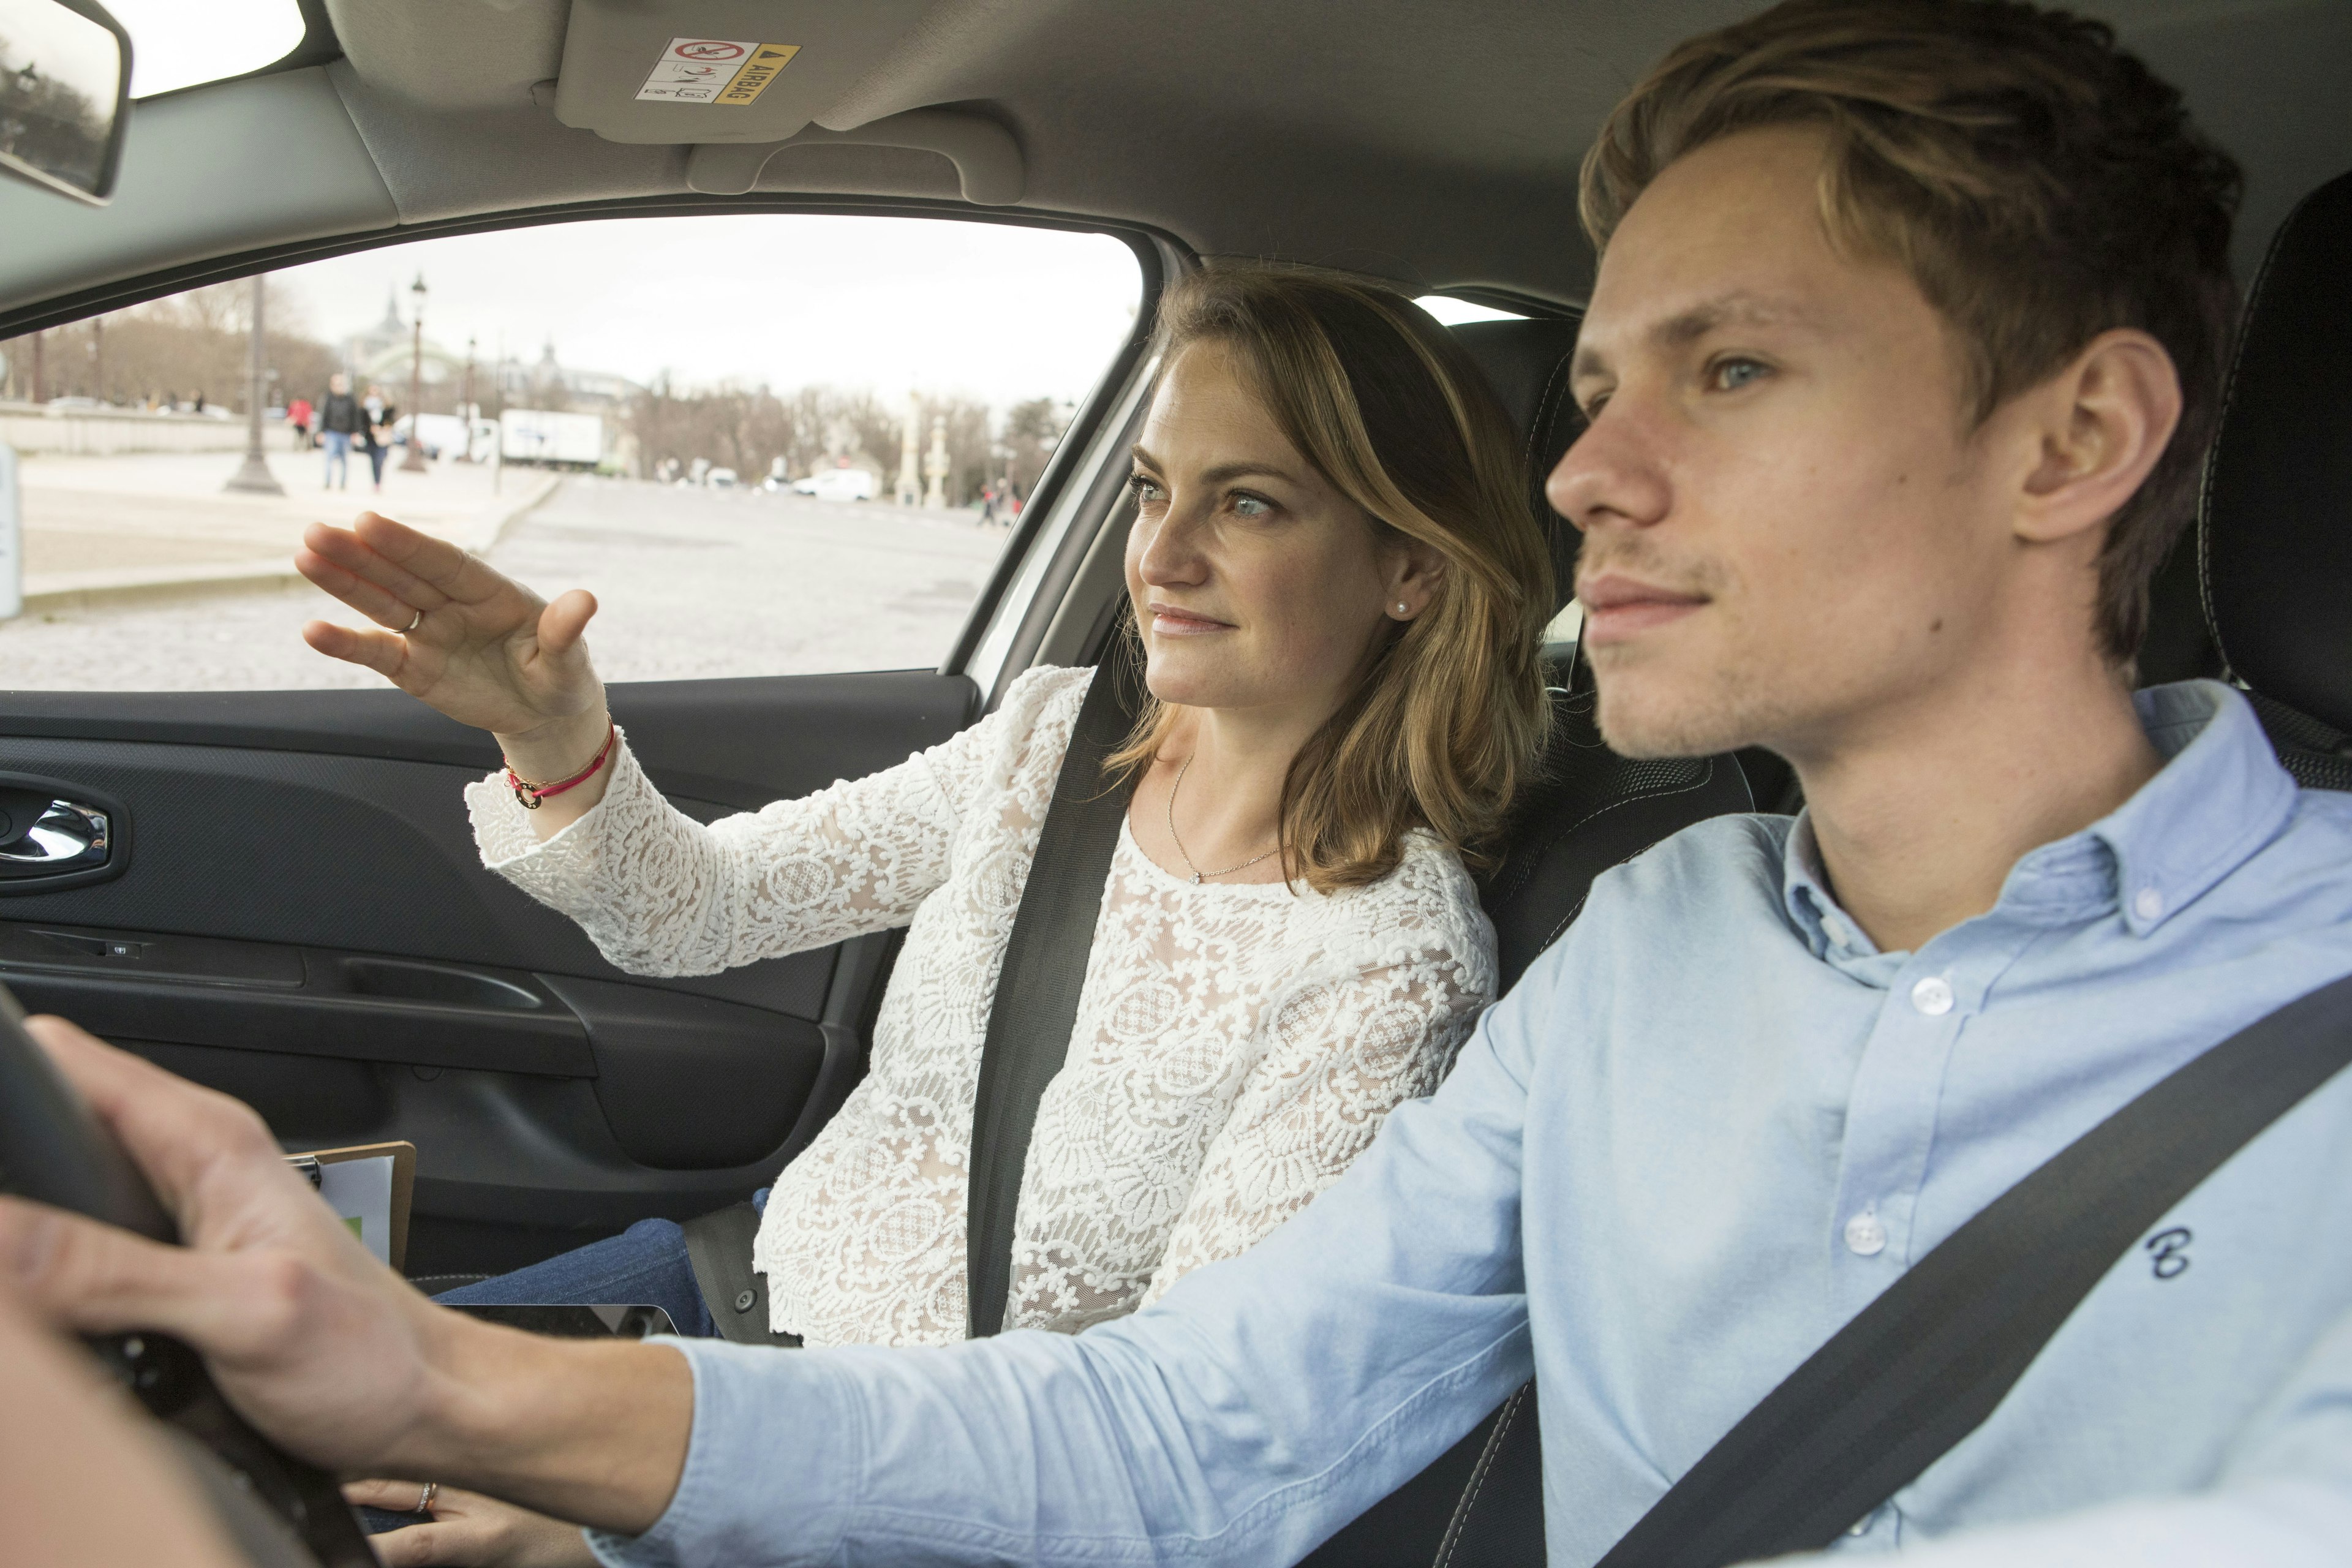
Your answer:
[1129,474,1166,505]
[1711,358,1770,391]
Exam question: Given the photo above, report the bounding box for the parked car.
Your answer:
[793,466,876,502]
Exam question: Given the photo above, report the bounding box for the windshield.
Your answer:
[108,0,304,99]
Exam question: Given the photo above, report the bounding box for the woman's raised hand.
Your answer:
[296,513,605,747]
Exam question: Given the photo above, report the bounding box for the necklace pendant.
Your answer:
[1190,872,1202,886]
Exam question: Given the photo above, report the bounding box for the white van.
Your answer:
[791,467,877,502]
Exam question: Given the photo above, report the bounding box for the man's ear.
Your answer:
[2014,328,2183,546]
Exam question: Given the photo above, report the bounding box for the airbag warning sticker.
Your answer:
[636,38,801,105]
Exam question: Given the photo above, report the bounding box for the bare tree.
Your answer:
[1001,396,1071,500]
[620,379,1069,505]
[8,279,337,410]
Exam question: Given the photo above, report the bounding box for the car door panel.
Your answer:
[0,669,975,1276]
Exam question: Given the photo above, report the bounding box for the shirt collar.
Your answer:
[1780,680,2298,957]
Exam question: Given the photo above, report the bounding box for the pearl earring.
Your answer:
[1396,601,1410,616]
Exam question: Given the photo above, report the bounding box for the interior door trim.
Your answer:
[0,670,979,815]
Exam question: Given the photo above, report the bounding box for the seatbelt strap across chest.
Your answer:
[965,650,1144,1338]
[1593,968,2352,1568]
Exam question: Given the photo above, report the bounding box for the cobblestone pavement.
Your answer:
[0,477,1015,691]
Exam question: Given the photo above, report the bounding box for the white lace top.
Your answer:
[467,665,1495,1347]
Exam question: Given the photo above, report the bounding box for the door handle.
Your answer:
[0,795,111,878]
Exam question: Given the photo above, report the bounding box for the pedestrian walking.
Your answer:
[318,374,362,489]
[361,385,394,494]
[287,395,312,451]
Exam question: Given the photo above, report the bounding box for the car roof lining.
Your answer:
[3,0,2346,323]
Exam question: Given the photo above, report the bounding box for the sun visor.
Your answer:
[551,0,935,145]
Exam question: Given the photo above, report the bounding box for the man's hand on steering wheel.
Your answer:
[0,1019,692,1534]
[0,1017,454,1473]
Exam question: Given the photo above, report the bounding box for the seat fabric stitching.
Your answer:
[1489,761,1709,907]
[2197,179,2317,684]
[1433,1385,1528,1568]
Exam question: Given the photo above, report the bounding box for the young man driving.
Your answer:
[6,2,2350,1563]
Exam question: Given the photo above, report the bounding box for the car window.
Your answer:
[108,0,307,98]
[0,213,1142,690]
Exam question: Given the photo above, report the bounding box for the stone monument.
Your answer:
[922,416,951,509]
[895,396,922,507]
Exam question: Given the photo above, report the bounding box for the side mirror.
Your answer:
[0,0,131,205]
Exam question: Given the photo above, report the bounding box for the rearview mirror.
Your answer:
[0,0,130,205]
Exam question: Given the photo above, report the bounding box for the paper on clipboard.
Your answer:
[288,1142,415,1272]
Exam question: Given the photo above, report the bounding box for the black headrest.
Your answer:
[1449,317,1585,616]
[2201,168,2352,733]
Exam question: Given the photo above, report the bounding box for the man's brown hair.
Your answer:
[1581,0,2241,665]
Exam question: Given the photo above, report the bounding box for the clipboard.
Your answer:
[286,1142,415,1272]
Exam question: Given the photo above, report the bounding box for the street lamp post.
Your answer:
[224,274,285,496]
[458,336,478,462]
[401,271,429,472]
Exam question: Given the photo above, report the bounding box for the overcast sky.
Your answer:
[270,215,1144,409]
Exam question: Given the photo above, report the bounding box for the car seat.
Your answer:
[2200,167,2352,792]
[1295,317,1758,1568]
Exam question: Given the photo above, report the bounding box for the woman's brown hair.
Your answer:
[1107,265,1555,894]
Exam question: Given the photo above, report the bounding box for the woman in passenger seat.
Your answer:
[299,263,1551,1559]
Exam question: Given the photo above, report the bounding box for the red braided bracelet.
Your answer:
[506,721,616,810]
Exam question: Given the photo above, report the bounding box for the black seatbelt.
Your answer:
[1591,968,2352,1568]
[682,1197,801,1346]
[965,646,1145,1336]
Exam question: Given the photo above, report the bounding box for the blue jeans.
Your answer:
[321,429,350,487]
[356,1194,772,1536]
[431,1188,771,1341]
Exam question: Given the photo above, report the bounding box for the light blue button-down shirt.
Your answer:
[598,680,2352,1567]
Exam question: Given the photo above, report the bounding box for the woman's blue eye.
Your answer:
[1231,493,1270,518]
[1130,474,1165,504]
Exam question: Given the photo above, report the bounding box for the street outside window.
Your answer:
[0,213,1142,690]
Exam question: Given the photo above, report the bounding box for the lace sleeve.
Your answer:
[1136,947,1489,1305]
[464,668,1088,978]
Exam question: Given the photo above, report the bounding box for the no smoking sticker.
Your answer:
[636,37,799,105]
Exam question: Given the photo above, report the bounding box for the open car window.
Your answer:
[0,213,1142,690]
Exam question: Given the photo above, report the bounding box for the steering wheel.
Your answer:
[0,984,375,1568]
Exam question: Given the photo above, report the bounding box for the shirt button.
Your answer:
[2134,888,2165,921]
[733,1289,758,1314]
[1844,1210,1887,1256]
[1910,976,1954,1016]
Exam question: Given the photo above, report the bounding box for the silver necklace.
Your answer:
[1167,755,1283,884]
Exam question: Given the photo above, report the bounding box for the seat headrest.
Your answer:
[1449,317,1584,616]
[2201,168,2352,733]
